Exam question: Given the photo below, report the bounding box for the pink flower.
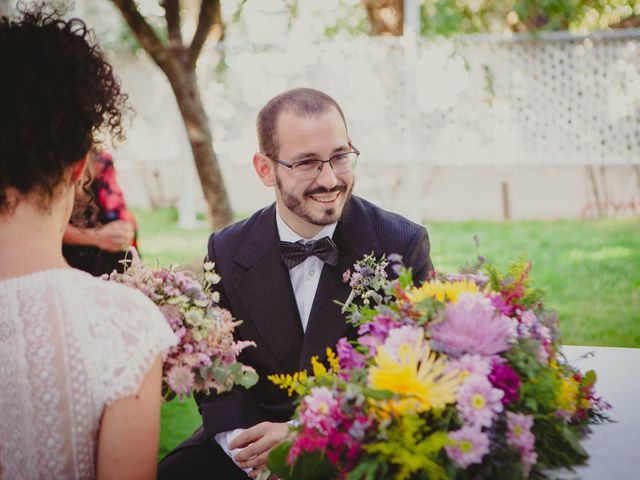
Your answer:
[506,412,535,452]
[166,365,195,399]
[445,425,490,468]
[432,293,515,357]
[300,387,339,431]
[457,375,504,427]
[159,304,181,326]
[506,412,537,476]
[382,325,424,360]
[490,292,514,316]
[448,354,492,377]
[522,448,538,477]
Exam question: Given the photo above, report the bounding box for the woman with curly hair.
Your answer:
[0,8,177,479]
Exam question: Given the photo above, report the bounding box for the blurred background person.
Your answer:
[63,149,138,275]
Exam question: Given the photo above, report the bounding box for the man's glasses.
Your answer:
[266,145,360,181]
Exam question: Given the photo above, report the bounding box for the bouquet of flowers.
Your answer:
[267,254,609,479]
[104,251,258,400]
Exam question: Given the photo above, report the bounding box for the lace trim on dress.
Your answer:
[0,269,177,479]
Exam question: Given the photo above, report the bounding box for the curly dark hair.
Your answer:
[0,7,128,213]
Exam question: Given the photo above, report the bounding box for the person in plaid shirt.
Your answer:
[63,150,138,275]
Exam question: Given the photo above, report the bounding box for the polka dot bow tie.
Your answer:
[279,237,339,270]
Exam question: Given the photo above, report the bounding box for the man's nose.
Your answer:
[314,161,338,188]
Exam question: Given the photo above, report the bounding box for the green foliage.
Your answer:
[412,297,445,325]
[365,414,450,480]
[420,0,640,36]
[344,459,386,480]
[267,441,294,478]
[324,7,370,38]
[457,445,525,480]
[519,367,561,413]
[268,441,339,480]
[506,340,561,414]
[532,416,589,469]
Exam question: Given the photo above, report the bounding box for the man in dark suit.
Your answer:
[158,88,434,479]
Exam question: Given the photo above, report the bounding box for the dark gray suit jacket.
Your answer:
[196,195,434,438]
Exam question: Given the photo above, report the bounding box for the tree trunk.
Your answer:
[109,0,233,230]
[166,67,233,230]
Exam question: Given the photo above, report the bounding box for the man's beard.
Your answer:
[275,174,353,226]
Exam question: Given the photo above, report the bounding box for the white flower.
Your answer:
[205,272,221,284]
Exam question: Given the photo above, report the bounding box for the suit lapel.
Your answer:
[298,197,381,370]
[232,205,304,372]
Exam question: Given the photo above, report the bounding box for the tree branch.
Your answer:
[110,0,171,71]
[188,0,220,68]
[163,0,183,48]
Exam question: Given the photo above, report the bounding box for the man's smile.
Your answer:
[307,191,341,204]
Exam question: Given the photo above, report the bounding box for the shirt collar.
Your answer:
[275,206,337,243]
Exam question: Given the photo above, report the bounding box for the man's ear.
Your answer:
[71,154,90,184]
[253,152,276,187]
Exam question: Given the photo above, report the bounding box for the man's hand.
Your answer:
[229,421,289,478]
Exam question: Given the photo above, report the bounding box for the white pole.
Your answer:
[177,123,199,229]
[403,0,423,223]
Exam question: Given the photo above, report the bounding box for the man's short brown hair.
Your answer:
[257,88,347,158]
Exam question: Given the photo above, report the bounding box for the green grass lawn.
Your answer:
[132,208,640,458]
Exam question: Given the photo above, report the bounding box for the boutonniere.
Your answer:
[340,252,391,313]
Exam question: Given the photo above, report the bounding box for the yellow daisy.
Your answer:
[368,337,462,417]
[407,279,479,304]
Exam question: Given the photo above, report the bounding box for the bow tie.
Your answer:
[280,237,339,270]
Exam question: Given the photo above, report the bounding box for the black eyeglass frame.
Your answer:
[265,145,360,177]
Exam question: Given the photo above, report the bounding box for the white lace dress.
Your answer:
[0,268,178,479]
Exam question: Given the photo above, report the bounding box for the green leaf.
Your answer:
[583,370,596,389]
[292,450,338,479]
[399,267,414,289]
[345,458,379,480]
[361,387,395,400]
[267,442,294,479]
[237,368,259,389]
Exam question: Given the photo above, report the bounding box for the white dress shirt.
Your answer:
[214,208,337,470]
[276,210,337,331]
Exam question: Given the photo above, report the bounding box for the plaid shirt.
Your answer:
[92,151,137,242]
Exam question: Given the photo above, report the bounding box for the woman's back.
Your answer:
[0,269,176,479]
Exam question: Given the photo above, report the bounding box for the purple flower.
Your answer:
[357,315,399,355]
[489,360,521,405]
[457,375,504,427]
[490,293,513,317]
[387,253,403,263]
[432,293,515,357]
[445,425,490,468]
[336,338,366,372]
